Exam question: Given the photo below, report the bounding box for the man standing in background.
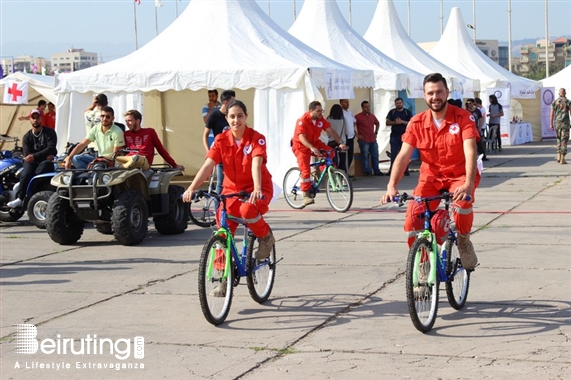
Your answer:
[202,89,221,124]
[355,100,382,176]
[203,90,235,195]
[339,99,356,178]
[550,88,571,165]
[488,94,504,152]
[386,98,413,176]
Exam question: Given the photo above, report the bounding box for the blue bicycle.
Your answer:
[193,190,277,325]
[395,191,472,333]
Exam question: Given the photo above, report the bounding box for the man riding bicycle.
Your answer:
[291,101,346,208]
[380,73,480,270]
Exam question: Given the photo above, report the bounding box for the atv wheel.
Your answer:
[154,185,188,235]
[94,222,113,235]
[27,190,54,229]
[46,193,84,244]
[0,208,24,222]
[112,190,148,246]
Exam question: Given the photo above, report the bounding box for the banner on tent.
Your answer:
[324,70,354,100]
[540,87,556,139]
[511,83,537,99]
[3,80,29,104]
[486,88,511,146]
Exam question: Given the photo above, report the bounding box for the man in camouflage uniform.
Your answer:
[550,88,571,164]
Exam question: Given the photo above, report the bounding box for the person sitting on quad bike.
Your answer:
[7,110,57,208]
[115,109,184,171]
[64,106,125,169]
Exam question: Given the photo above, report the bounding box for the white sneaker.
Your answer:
[7,198,23,208]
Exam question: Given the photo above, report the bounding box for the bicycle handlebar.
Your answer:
[192,190,250,202]
[393,192,471,207]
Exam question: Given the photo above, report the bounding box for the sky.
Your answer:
[0,0,569,63]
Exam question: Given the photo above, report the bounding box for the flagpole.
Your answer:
[155,6,159,36]
[133,2,139,50]
[349,0,352,26]
[268,0,270,17]
[294,0,297,20]
[440,0,444,35]
[545,0,549,77]
[175,0,179,17]
[407,0,411,36]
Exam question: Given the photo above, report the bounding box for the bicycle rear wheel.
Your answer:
[198,234,234,325]
[406,238,439,333]
[246,235,276,303]
[325,168,353,212]
[283,167,305,209]
[445,237,471,310]
[189,193,217,228]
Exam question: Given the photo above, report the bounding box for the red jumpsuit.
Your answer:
[207,126,273,238]
[291,112,333,192]
[402,105,481,246]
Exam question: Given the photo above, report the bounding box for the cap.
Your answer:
[30,109,42,118]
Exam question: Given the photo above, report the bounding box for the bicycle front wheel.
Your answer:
[325,168,353,212]
[445,237,471,310]
[246,235,277,303]
[406,238,439,333]
[198,234,234,325]
[189,193,217,228]
[283,167,305,209]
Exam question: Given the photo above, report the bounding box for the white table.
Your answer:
[509,122,533,145]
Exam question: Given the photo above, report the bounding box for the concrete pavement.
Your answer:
[1,140,570,379]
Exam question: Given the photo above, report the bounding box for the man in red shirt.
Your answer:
[116,110,183,170]
[381,73,480,270]
[291,101,346,207]
[42,102,56,129]
[355,100,382,176]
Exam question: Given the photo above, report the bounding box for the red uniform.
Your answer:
[207,126,273,238]
[402,105,481,245]
[291,112,332,192]
[124,128,177,167]
[42,111,56,129]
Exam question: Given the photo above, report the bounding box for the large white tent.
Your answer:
[430,7,539,97]
[363,0,480,98]
[541,66,571,95]
[288,0,426,166]
[54,0,374,180]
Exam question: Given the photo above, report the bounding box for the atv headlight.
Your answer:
[62,175,71,185]
[101,174,112,184]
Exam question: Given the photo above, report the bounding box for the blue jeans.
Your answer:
[72,154,95,169]
[389,135,409,174]
[358,141,380,174]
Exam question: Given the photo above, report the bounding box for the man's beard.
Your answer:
[426,100,446,113]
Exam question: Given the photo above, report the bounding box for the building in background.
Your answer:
[519,37,570,75]
[1,56,48,74]
[51,48,98,73]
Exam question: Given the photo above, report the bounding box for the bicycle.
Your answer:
[283,147,353,212]
[194,190,278,325]
[188,169,217,227]
[394,191,473,333]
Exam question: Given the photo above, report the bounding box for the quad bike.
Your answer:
[45,151,188,246]
[0,135,25,222]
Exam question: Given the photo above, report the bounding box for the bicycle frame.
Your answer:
[311,150,344,192]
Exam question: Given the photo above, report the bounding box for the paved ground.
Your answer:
[0,141,570,380]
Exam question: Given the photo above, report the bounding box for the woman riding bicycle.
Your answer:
[182,100,274,260]
[380,73,481,270]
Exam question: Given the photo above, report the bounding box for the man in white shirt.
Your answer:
[340,99,356,178]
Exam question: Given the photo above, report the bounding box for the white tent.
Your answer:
[430,7,540,97]
[1,72,56,103]
[54,0,374,181]
[363,0,480,98]
[288,0,426,170]
[541,66,571,95]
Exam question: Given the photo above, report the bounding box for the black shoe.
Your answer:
[364,172,370,177]
[404,172,410,176]
[374,172,384,176]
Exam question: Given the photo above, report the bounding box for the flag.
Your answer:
[0,65,3,79]
[41,66,46,76]
[3,80,29,104]
[134,0,140,4]
[155,0,163,7]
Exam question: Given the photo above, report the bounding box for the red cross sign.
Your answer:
[3,80,29,104]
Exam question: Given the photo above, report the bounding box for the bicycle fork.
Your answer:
[412,232,439,287]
